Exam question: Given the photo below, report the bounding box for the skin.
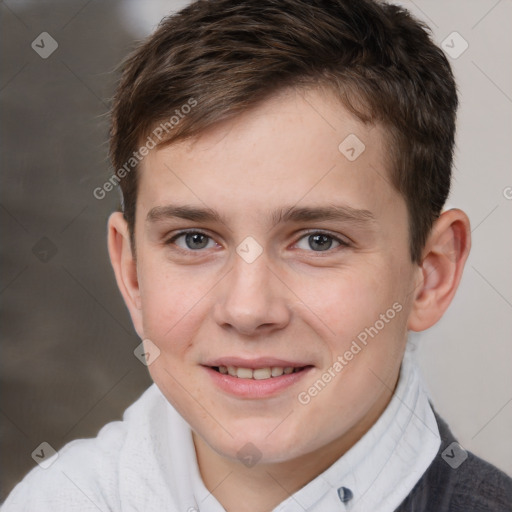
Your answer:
[108,86,471,512]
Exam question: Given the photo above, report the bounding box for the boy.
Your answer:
[3,0,511,510]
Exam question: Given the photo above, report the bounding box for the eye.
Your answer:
[294,231,348,252]
[166,230,218,251]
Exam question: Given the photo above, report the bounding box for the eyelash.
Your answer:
[164,229,350,255]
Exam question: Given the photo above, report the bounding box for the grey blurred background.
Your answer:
[1,0,511,501]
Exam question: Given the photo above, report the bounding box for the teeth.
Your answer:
[236,367,253,379]
[271,367,284,377]
[216,365,303,380]
[253,368,271,380]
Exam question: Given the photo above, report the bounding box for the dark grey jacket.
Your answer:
[395,407,512,511]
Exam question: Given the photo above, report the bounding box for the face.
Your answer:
[124,87,420,465]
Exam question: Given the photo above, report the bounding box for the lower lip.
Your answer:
[203,366,313,399]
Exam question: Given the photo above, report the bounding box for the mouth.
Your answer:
[202,358,314,398]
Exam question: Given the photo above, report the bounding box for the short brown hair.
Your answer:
[109,0,458,263]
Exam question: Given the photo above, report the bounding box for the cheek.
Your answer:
[313,266,399,335]
[137,259,206,352]
[304,263,410,389]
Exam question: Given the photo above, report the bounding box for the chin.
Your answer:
[205,424,308,464]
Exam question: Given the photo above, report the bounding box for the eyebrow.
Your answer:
[146,203,376,228]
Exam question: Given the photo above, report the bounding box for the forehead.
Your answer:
[137,86,401,228]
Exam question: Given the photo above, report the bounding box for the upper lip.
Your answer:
[203,357,312,369]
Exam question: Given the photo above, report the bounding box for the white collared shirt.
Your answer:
[2,345,440,512]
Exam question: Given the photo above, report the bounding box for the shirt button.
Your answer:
[337,486,353,503]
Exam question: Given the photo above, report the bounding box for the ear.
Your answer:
[407,208,471,331]
[107,212,144,338]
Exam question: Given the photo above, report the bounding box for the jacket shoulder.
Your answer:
[395,409,512,512]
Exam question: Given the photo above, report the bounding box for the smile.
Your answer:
[203,360,314,398]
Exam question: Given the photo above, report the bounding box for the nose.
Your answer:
[213,252,292,337]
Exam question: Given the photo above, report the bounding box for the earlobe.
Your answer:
[107,212,144,337]
[407,209,471,332]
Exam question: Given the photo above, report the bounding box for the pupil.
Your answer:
[310,234,331,251]
[186,233,208,249]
